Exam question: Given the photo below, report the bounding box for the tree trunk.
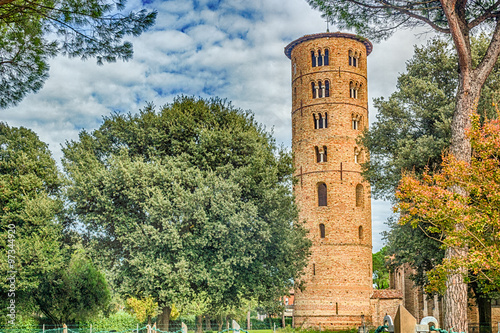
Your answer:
[217,315,223,332]
[247,310,251,330]
[444,73,481,333]
[205,314,212,331]
[196,315,203,333]
[157,306,171,331]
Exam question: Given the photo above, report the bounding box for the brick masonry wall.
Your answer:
[287,33,374,330]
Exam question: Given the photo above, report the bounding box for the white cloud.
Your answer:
[2,0,429,252]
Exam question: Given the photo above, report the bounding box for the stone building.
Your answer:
[284,32,402,330]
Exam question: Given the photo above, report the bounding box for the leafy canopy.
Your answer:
[0,0,156,108]
[62,96,311,316]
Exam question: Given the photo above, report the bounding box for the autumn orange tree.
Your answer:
[396,113,500,300]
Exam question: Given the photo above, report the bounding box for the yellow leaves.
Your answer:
[126,296,159,323]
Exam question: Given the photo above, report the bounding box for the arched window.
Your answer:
[352,114,362,130]
[318,113,324,129]
[324,112,328,128]
[315,146,327,163]
[311,50,316,67]
[318,81,323,98]
[318,182,327,206]
[356,184,364,208]
[350,81,358,99]
[320,223,326,238]
[325,80,330,97]
[324,49,329,66]
[349,50,353,66]
[318,50,323,66]
[354,147,359,164]
[312,82,316,98]
[359,226,363,239]
[315,146,320,162]
[323,146,328,162]
[313,114,318,129]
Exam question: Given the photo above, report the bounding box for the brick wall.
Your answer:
[286,33,374,330]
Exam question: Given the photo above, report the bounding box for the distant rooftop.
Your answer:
[284,32,373,59]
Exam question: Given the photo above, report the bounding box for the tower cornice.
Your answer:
[284,32,373,59]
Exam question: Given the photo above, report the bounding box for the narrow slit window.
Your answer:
[313,263,316,275]
[320,223,326,238]
[325,80,330,97]
[359,226,364,239]
[311,50,316,67]
[324,112,328,128]
[324,49,329,66]
[318,81,323,98]
[323,146,328,162]
[318,182,327,206]
[356,184,364,208]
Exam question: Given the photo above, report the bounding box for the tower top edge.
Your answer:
[284,32,373,59]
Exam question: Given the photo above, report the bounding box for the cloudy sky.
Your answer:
[2,0,433,252]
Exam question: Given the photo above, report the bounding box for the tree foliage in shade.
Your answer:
[0,0,156,108]
[396,113,500,293]
[35,249,111,324]
[62,96,311,329]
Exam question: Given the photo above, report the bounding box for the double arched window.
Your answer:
[318,182,327,206]
[352,113,362,130]
[313,113,328,129]
[312,80,330,98]
[315,146,328,163]
[354,147,363,164]
[311,49,330,67]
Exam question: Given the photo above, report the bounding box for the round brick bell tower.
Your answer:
[285,33,373,329]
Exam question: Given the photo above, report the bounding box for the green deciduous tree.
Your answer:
[0,0,156,108]
[309,0,500,325]
[62,96,311,331]
[0,122,64,324]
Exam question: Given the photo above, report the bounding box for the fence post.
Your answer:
[90,324,92,333]
[43,324,45,333]
[63,324,68,333]
[137,323,139,333]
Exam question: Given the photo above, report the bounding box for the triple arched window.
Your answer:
[313,113,328,129]
[315,146,328,163]
[311,49,330,67]
[318,182,327,206]
[312,80,330,99]
[349,50,361,67]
